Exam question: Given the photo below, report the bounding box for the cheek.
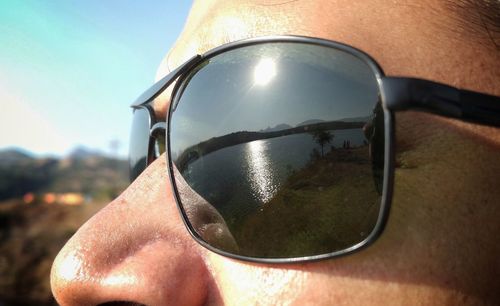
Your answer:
[204,252,420,305]
[203,252,464,305]
[205,254,308,303]
[385,111,500,297]
[394,111,500,206]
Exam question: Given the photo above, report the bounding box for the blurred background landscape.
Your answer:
[0,1,192,304]
[0,146,128,305]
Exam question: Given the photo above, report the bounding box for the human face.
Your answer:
[51,1,500,305]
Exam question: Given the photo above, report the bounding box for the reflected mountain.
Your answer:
[175,117,370,172]
[296,119,325,126]
[260,123,293,132]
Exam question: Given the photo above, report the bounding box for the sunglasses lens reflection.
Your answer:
[170,42,385,258]
[129,108,152,182]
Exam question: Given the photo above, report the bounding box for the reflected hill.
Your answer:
[176,118,369,172]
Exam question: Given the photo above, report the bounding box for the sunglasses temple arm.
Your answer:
[131,55,202,107]
[379,77,500,127]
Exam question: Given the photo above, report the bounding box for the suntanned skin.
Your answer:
[51,0,500,305]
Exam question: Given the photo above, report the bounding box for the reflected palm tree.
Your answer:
[311,130,333,157]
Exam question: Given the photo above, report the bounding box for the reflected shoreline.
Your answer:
[176,119,367,172]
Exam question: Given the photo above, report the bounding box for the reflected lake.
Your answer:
[181,128,366,225]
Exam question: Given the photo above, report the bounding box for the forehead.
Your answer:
[152,0,499,117]
[162,0,479,80]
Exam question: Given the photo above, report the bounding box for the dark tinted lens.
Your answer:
[170,42,385,259]
[129,107,152,182]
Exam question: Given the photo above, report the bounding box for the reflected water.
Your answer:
[179,128,370,225]
[245,140,277,204]
[176,127,382,257]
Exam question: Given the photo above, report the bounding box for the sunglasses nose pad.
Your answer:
[150,122,166,138]
[150,122,167,158]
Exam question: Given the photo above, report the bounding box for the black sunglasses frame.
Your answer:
[131,35,500,263]
[129,105,167,181]
[129,105,156,181]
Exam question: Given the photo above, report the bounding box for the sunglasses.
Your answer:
[129,36,500,263]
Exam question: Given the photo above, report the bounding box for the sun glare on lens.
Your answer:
[253,58,276,86]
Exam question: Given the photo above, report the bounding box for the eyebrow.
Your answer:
[258,0,300,6]
[446,0,500,49]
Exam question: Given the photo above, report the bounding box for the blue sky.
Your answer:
[0,1,193,157]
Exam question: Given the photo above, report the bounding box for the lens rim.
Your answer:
[166,35,395,263]
[129,105,157,182]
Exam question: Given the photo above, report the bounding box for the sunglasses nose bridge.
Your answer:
[150,121,167,159]
[150,122,166,138]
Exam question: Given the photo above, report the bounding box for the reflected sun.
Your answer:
[253,58,276,86]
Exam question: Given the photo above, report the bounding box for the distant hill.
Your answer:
[297,116,370,126]
[296,119,324,127]
[0,148,34,166]
[0,147,129,202]
[338,116,371,122]
[68,146,106,160]
[261,123,293,132]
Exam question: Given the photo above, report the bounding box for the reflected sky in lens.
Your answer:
[170,42,378,159]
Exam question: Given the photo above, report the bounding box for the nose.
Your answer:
[50,156,211,305]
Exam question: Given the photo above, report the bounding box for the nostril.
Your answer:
[98,302,147,306]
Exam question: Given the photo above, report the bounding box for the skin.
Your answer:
[51,0,500,305]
